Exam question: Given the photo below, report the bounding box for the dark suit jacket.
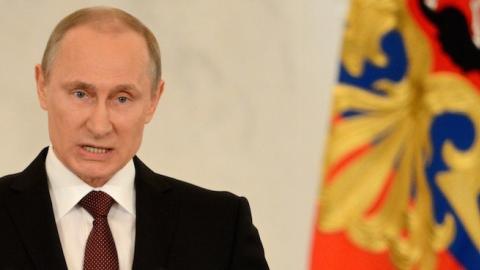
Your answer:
[0,148,269,270]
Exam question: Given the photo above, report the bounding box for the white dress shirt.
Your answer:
[46,147,136,270]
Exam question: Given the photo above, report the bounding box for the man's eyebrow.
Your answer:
[112,84,139,92]
[61,81,96,91]
[112,84,140,94]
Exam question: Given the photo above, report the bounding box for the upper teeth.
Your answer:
[84,146,108,154]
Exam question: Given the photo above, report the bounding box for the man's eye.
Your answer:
[73,90,87,99]
[117,96,129,104]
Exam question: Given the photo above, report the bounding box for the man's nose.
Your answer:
[86,101,113,138]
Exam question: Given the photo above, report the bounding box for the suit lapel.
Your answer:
[6,149,177,269]
[6,148,67,270]
[132,157,179,270]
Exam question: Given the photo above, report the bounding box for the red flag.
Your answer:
[311,0,480,269]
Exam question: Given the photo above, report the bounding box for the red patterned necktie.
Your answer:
[79,191,119,270]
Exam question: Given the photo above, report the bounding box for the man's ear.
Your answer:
[35,64,48,111]
[145,79,165,124]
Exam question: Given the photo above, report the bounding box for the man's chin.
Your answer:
[74,166,116,187]
[78,174,113,187]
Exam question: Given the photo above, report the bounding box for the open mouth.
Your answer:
[82,145,112,154]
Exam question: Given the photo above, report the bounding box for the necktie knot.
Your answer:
[79,191,115,218]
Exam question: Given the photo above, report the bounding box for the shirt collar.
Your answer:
[46,146,136,221]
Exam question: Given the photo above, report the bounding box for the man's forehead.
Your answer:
[49,24,151,84]
[56,24,149,61]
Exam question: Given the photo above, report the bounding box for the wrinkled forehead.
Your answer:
[50,25,151,83]
[56,24,149,64]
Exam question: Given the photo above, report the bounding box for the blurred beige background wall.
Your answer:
[0,0,348,269]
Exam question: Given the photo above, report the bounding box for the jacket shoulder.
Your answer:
[154,174,269,269]
[0,172,21,195]
[158,173,243,208]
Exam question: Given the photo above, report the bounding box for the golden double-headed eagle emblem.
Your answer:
[317,0,480,269]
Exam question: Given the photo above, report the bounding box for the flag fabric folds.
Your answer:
[311,0,480,269]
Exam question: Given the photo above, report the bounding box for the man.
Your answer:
[0,6,269,270]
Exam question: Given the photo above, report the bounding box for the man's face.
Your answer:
[35,25,163,186]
